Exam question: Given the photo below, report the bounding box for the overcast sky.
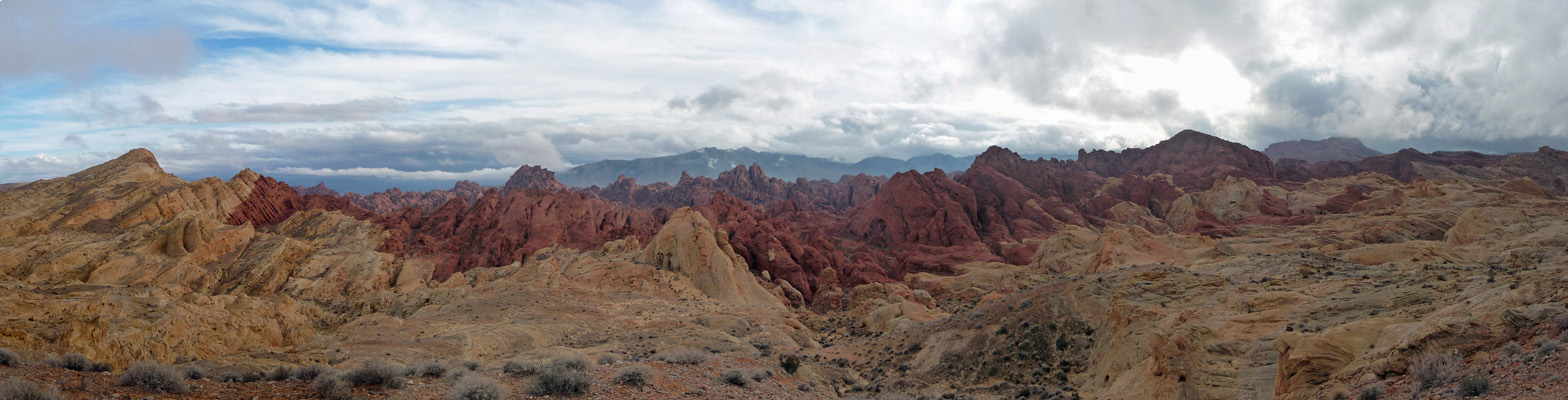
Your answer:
[2,0,1565,192]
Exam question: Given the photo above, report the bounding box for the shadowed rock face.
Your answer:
[1263,137,1385,163]
[1079,130,1278,191]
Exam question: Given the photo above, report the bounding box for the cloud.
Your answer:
[265,166,515,181]
[191,98,407,123]
[0,1,194,85]
[5,0,1568,191]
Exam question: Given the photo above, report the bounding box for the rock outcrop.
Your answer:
[501,165,568,193]
[639,207,785,308]
[1078,130,1278,190]
[344,180,486,214]
[1263,137,1384,162]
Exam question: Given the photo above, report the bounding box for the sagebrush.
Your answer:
[117,362,191,394]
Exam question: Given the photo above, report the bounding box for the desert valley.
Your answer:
[2,130,1567,399]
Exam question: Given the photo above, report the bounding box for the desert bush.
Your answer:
[417,362,449,378]
[60,353,90,371]
[456,359,481,371]
[343,359,405,390]
[721,369,748,387]
[446,375,509,400]
[749,336,776,356]
[597,354,619,365]
[116,362,191,394]
[548,354,591,371]
[183,366,208,380]
[779,354,801,374]
[503,359,541,376]
[749,369,771,382]
[1410,350,1459,390]
[1554,311,1568,331]
[657,348,710,365]
[0,377,64,400]
[0,349,21,367]
[612,364,652,386]
[1538,339,1561,356]
[293,364,330,380]
[1456,374,1493,397]
[529,364,591,396]
[88,362,111,373]
[1357,383,1385,400]
[1503,341,1523,356]
[313,373,353,400]
[266,365,292,381]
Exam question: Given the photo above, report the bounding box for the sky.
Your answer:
[1,0,1566,192]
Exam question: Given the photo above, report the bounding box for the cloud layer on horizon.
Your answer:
[1,0,1565,191]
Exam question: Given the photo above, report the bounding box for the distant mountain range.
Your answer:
[557,147,1075,187]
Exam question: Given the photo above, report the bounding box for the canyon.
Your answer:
[2,130,1567,399]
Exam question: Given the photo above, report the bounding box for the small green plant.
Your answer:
[721,369,748,387]
[446,375,509,400]
[1456,374,1493,397]
[613,364,652,386]
[116,362,191,394]
[0,377,65,400]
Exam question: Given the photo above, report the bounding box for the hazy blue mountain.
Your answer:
[557,147,1066,187]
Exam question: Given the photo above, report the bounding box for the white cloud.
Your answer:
[3,0,1567,188]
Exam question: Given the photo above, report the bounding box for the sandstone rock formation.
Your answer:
[4,130,1567,400]
[640,208,785,308]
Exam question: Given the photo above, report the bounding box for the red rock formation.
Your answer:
[226,174,304,226]
[345,180,486,214]
[227,173,376,227]
[502,165,568,193]
[848,169,981,248]
[383,188,665,280]
[584,163,882,211]
[1078,130,1278,190]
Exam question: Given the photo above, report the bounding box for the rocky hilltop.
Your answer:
[1264,137,1385,162]
[3,130,1568,399]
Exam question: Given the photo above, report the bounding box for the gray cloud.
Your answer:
[191,98,408,123]
[0,1,193,85]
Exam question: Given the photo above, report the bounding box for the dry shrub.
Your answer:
[116,362,190,394]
